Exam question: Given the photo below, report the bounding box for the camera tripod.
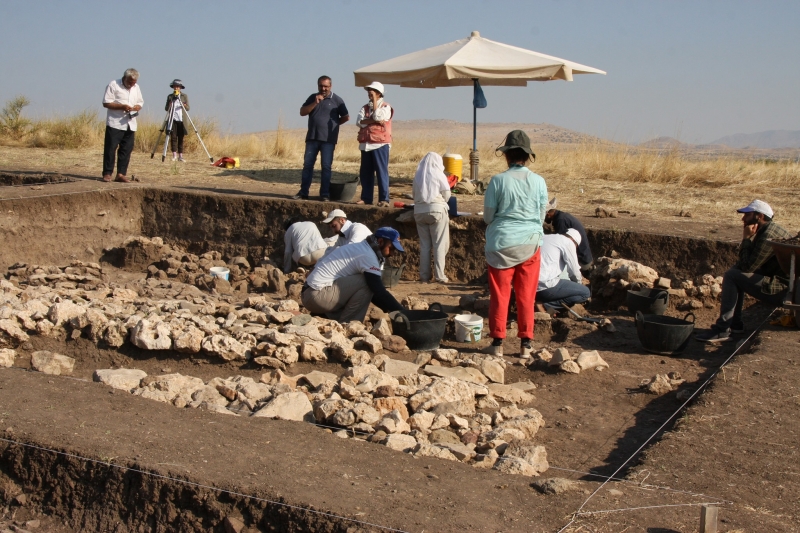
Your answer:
[150,92,213,163]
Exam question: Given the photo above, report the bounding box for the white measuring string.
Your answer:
[556,307,777,532]
[0,435,409,533]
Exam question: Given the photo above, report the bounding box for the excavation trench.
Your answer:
[0,184,753,532]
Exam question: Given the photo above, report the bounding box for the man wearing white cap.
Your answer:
[535,229,591,312]
[696,199,792,343]
[322,209,372,248]
[355,82,393,207]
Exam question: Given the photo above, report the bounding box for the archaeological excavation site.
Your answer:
[0,172,798,533]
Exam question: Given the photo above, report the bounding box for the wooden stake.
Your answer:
[700,505,718,533]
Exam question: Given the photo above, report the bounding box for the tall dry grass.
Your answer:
[1,95,798,190]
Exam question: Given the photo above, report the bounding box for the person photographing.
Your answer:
[164,79,189,162]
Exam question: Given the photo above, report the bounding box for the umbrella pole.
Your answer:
[470,105,479,182]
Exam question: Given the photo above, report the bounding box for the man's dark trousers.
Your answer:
[301,140,336,197]
[103,126,135,176]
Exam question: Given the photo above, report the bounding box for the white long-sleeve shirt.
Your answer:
[538,234,583,290]
[284,222,327,273]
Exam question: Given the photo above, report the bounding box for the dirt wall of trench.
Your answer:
[1,187,740,282]
[0,189,145,268]
[0,442,356,533]
[138,189,739,282]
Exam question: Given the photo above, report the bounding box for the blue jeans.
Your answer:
[301,140,336,197]
[536,279,591,312]
[359,145,390,203]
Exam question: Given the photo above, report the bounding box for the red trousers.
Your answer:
[488,250,541,340]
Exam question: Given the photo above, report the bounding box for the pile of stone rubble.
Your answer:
[1,344,549,477]
[591,255,723,310]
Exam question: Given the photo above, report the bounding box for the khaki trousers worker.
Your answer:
[302,274,373,323]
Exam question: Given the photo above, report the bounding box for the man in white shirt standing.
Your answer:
[102,68,144,183]
[322,209,372,248]
[536,228,591,313]
[302,227,406,323]
[283,217,329,274]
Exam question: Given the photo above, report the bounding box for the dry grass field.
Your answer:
[2,100,800,230]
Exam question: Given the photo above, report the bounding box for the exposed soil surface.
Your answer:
[0,168,799,532]
[0,171,75,186]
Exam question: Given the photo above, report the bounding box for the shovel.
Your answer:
[562,305,604,324]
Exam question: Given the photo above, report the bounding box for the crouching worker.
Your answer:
[536,228,591,313]
[695,199,792,343]
[283,217,329,274]
[302,227,406,323]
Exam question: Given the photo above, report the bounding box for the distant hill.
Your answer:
[711,130,800,149]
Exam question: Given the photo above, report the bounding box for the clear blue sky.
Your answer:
[1,0,798,143]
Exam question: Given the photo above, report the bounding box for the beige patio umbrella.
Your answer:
[354,31,605,180]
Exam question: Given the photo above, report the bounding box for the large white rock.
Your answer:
[93,368,147,390]
[354,333,382,353]
[300,370,339,389]
[502,442,549,475]
[253,392,314,422]
[487,383,535,404]
[173,326,205,353]
[47,300,84,327]
[299,340,327,362]
[130,319,173,351]
[576,350,609,371]
[0,319,29,343]
[480,359,504,383]
[376,409,411,434]
[0,348,17,367]
[202,334,248,361]
[423,365,488,385]
[606,258,659,284]
[31,351,75,375]
[409,377,475,415]
[495,411,545,440]
[192,385,229,407]
[382,359,420,377]
[383,434,417,452]
[412,442,458,461]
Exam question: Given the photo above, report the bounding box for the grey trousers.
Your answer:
[302,274,373,323]
[297,248,327,266]
[415,211,450,282]
[713,267,787,331]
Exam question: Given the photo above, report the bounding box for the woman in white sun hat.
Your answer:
[355,81,393,207]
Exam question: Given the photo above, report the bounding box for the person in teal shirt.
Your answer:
[482,130,548,358]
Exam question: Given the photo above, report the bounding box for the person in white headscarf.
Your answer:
[412,152,451,283]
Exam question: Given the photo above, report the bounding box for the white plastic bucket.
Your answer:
[209,267,230,281]
[455,314,483,343]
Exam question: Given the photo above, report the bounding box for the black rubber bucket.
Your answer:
[635,311,695,355]
[329,177,359,202]
[627,288,669,316]
[391,302,448,351]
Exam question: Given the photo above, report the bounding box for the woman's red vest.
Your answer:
[357,101,393,144]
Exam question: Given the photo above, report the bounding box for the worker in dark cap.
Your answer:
[545,197,593,274]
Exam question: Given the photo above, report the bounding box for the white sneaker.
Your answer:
[171,155,177,161]
[178,155,185,162]
[481,344,503,356]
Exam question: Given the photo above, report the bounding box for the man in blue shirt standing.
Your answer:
[295,76,350,202]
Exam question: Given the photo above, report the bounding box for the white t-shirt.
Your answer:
[284,221,328,272]
[306,240,382,290]
[103,78,144,131]
[339,220,372,245]
[171,94,184,122]
[538,234,583,290]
